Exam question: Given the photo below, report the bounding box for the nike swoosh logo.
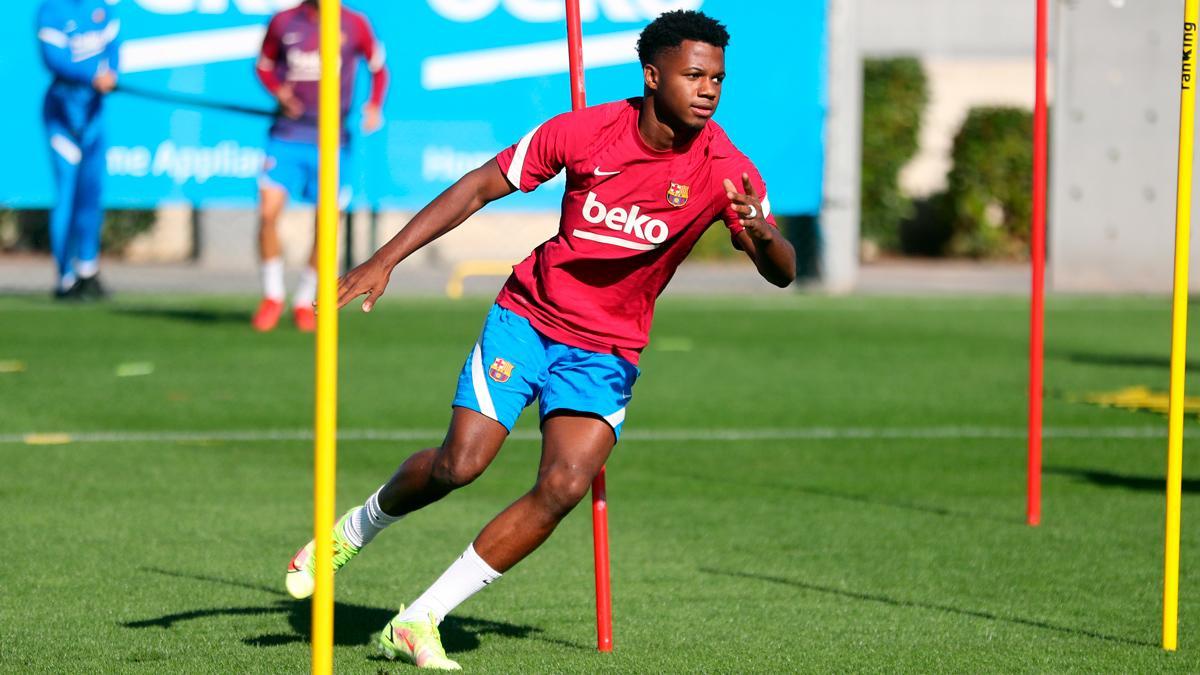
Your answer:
[593,167,620,176]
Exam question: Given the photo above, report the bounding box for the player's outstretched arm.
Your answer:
[337,159,517,312]
[724,175,796,287]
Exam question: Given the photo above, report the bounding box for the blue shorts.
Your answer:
[453,305,640,439]
[260,137,351,206]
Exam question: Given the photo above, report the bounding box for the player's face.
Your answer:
[645,40,725,131]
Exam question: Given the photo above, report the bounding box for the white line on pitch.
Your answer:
[0,426,1168,446]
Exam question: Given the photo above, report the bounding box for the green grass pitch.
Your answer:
[3,292,1200,672]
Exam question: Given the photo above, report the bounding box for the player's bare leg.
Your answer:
[286,407,508,600]
[289,216,326,331]
[379,413,613,668]
[258,185,287,261]
[473,413,614,571]
[399,412,614,608]
[306,223,319,270]
[376,407,510,515]
[253,186,288,331]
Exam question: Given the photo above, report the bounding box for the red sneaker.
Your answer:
[293,305,316,332]
[252,298,285,332]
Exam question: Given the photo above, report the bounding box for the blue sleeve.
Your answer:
[102,1,120,73]
[37,3,99,85]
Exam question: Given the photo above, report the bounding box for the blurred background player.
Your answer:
[252,0,388,332]
[37,0,121,300]
[284,10,795,669]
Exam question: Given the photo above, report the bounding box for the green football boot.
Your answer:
[285,509,362,599]
[377,607,462,670]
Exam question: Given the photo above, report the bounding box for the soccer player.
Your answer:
[285,10,795,669]
[252,0,388,332]
[37,0,121,300]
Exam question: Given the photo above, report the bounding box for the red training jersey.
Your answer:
[255,3,387,144]
[494,98,777,365]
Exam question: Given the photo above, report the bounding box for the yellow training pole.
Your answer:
[312,0,342,671]
[1165,3,1198,653]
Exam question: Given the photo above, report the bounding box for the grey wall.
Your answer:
[821,0,862,292]
[1050,0,1197,292]
[858,0,1036,57]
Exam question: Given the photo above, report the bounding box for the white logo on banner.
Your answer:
[122,0,299,71]
[428,0,701,23]
[421,0,703,90]
[108,141,264,185]
[133,0,298,15]
[121,0,703,88]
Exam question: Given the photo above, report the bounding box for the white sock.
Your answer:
[261,257,285,301]
[293,266,318,309]
[340,487,402,548]
[75,259,99,279]
[399,544,502,624]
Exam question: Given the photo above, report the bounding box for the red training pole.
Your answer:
[591,467,614,652]
[565,0,587,110]
[563,0,613,652]
[1027,0,1048,527]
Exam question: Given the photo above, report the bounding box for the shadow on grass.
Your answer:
[1046,466,1200,493]
[1051,349,1190,372]
[703,568,1154,648]
[139,566,286,597]
[124,567,585,652]
[674,471,1021,526]
[112,305,250,325]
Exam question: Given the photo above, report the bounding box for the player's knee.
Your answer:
[533,468,592,517]
[430,446,487,489]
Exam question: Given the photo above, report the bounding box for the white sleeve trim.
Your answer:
[368,43,386,72]
[761,195,772,218]
[505,123,543,190]
[38,28,69,48]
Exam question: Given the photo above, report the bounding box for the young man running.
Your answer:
[285,10,795,669]
[252,0,388,332]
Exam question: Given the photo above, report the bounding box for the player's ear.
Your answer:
[643,63,659,91]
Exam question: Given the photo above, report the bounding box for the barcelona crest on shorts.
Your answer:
[488,357,514,383]
[666,182,690,208]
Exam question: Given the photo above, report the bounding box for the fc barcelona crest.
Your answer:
[666,182,690,208]
[488,358,514,383]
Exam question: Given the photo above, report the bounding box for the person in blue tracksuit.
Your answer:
[37,0,121,300]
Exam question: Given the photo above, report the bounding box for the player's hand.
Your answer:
[362,104,383,134]
[723,174,772,241]
[277,84,304,119]
[93,70,117,94]
[336,256,393,313]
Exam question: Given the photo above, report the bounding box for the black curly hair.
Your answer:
[636,10,730,66]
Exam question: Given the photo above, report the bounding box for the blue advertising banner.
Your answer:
[1,0,826,213]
